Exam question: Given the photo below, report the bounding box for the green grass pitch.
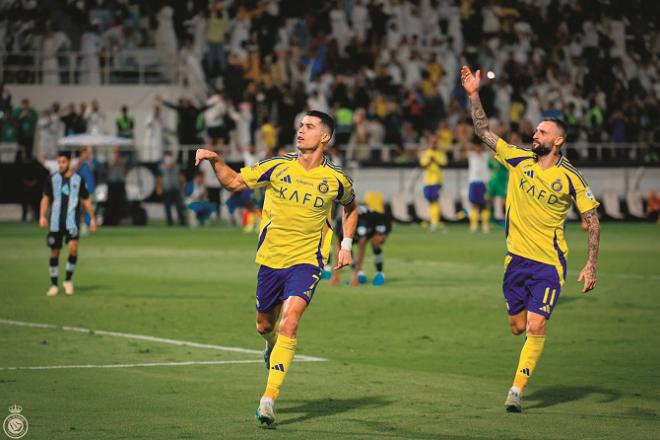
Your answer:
[1,222,658,439]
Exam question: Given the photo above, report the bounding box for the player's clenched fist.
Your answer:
[195,149,219,166]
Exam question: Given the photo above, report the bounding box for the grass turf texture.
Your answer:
[0,222,658,439]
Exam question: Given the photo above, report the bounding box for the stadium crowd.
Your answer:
[1,0,658,166]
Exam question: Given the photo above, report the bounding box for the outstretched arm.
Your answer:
[460,65,501,151]
[195,149,248,192]
[577,208,600,293]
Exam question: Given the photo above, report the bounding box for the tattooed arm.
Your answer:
[577,208,600,293]
[460,65,501,151]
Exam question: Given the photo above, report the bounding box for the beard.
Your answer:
[532,142,552,157]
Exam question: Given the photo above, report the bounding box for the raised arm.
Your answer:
[577,208,600,293]
[194,149,248,192]
[460,66,501,151]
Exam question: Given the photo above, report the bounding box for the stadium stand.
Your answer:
[0,0,658,223]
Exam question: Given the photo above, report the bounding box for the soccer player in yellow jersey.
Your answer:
[195,111,358,425]
[419,132,448,231]
[461,66,601,412]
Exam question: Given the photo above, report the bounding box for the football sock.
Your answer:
[512,335,546,391]
[65,255,77,281]
[469,208,479,229]
[481,208,490,226]
[49,257,58,286]
[481,208,490,232]
[429,202,440,225]
[263,334,297,400]
[373,247,383,272]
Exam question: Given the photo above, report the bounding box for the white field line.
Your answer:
[0,360,263,371]
[0,319,326,362]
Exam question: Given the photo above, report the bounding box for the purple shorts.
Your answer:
[256,264,322,312]
[468,181,487,207]
[423,184,442,202]
[502,254,562,319]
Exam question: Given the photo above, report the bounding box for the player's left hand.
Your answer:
[577,263,597,293]
[194,149,219,166]
[335,249,352,270]
[89,218,97,233]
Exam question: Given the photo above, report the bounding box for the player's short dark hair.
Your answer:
[543,118,568,137]
[57,151,71,160]
[306,110,335,137]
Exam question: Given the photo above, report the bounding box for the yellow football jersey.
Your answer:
[496,139,600,277]
[420,149,448,185]
[240,153,355,269]
[363,191,385,214]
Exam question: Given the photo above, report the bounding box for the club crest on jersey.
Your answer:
[551,179,563,192]
[280,175,292,183]
[524,170,535,178]
[318,180,329,194]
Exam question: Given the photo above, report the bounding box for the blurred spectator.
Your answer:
[76,146,96,229]
[85,100,105,135]
[180,36,207,101]
[156,151,186,226]
[155,5,178,80]
[42,24,71,85]
[160,96,207,165]
[203,93,228,150]
[0,108,18,163]
[37,108,58,161]
[259,118,277,154]
[116,105,134,139]
[186,172,216,227]
[206,2,228,77]
[61,103,86,135]
[20,157,47,222]
[13,98,37,161]
[185,9,207,62]
[104,147,127,226]
[79,24,101,85]
[142,104,165,162]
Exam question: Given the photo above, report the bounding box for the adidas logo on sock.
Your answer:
[519,368,530,376]
[271,363,285,372]
[280,175,292,183]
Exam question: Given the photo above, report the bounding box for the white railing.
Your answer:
[0,50,183,85]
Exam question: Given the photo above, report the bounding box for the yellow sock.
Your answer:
[481,208,490,232]
[512,335,546,390]
[469,208,479,230]
[429,202,440,225]
[481,208,490,224]
[263,334,297,400]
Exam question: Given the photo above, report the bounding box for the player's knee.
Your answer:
[510,323,525,335]
[277,317,299,339]
[255,320,275,335]
[526,319,546,336]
